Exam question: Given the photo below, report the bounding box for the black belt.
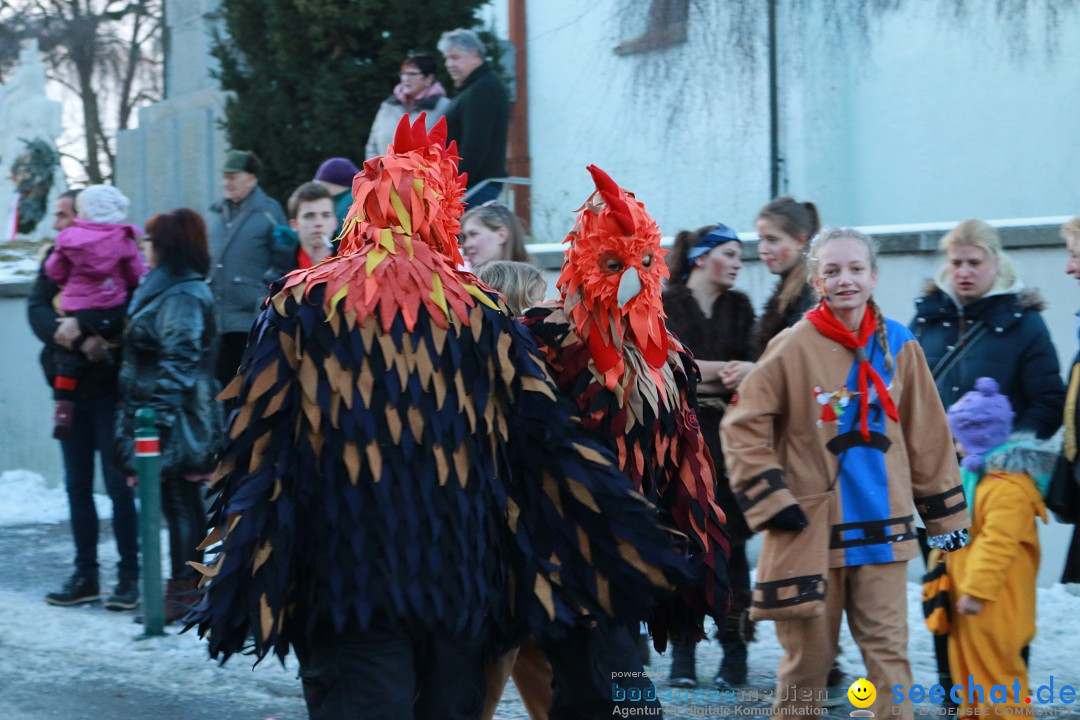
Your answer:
[735,468,787,511]
[752,574,827,610]
[831,514,917,549]
[915,486,967,521]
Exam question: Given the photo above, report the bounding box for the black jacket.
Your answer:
[910,283,1064,438]
[444,62,509,187]
[26,250,123,400]
[114,267,223,477]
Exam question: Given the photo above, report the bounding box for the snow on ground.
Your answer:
[0,586,302,706]
[0,241,44,283]
[0,469,112,524]
[3,468,1080,713]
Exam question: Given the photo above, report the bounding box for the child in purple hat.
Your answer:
[944,376,1055,714]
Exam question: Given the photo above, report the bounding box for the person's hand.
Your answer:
[183,472,213,484]
[720,361,754,391]
[80,336,108,363]
[53,317,81,349]
[766,504,809,532]
[126,475,138,488]
[956,594,982,615]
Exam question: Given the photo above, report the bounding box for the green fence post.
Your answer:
[135,408,165,637]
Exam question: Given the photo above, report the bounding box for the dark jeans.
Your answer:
[59,393,138,578]
[215,332,248,387]
[730,539,751,613]
[297,622,487,720]
[162,478,204,579]
[540,618,662,720]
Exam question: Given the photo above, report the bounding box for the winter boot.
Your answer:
[714,611,752,687]
[667,636,698,687]
[164,576,200,625]
[104,573,139,611]
[45,572,99,606]
[52,400,75,440]
[822,659,849,707]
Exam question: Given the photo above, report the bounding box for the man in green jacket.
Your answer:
[207,149,288,385]
[438,28,509,208]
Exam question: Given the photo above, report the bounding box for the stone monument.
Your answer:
[115,0,229,226]
[0,39,65,241]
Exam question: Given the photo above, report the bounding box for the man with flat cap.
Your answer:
[208,149,289,386]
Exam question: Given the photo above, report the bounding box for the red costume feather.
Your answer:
[525,166,732,647]
[278,114,497,331]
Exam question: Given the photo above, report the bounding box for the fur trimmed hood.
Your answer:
[918,277,1047,313]
[982,430,1061,498]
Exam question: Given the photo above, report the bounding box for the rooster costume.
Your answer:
[520,167,732,715]
[188,118,685,720]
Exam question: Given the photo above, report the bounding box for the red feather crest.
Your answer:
[273,113,498,333]
[557,166,670,389]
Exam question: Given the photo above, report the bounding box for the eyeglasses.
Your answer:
[400,71,423,77]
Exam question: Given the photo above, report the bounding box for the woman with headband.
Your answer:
[662,222,756,688]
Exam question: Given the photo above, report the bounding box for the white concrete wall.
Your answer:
[525,0,770,244]
[0,295,64,487]
[523,3,1080,243]
[781,2,1080,226]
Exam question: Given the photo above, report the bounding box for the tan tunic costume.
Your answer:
[722,317,968,719]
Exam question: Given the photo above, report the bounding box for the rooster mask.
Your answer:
[557,165,670,386]
[279,113,499,333]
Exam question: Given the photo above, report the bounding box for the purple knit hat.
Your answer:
[314,157,360,187]
[946,377,1014,471]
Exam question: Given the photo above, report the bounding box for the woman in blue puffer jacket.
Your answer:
[910,218,1064,703]
[911,219,1064,439]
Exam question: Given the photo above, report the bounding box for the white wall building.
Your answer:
[516,1,1080,243]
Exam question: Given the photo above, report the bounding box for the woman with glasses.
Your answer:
[364,54,451,160]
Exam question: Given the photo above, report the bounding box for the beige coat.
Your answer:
[721,318,968,616]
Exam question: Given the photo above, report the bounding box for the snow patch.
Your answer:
[0,469,112,526]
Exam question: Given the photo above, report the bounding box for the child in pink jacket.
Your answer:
[44,184,146,438]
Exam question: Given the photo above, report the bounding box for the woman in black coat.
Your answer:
[114,208,223,623]
[662,223,755,688]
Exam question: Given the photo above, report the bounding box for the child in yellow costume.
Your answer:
[946,377,1053,714]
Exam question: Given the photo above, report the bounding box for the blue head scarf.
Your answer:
[679,223,741,283]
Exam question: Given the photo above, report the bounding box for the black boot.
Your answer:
[823,660,847,707]
[45,572,100,606]
[714,611,751,687]
[668,636,697,687]
[105,573,139,611]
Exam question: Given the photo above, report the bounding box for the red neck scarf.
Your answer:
[805,301,898,440]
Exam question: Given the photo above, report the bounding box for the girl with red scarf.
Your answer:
[721,227,969,720]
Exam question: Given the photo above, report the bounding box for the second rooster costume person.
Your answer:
[187,118,686,720]
[522,167,732,712]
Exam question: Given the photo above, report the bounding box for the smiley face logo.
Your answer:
[848,678,876,709]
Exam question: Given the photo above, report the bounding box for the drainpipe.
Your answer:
[768,0,780,198]
[508,0,531,227]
